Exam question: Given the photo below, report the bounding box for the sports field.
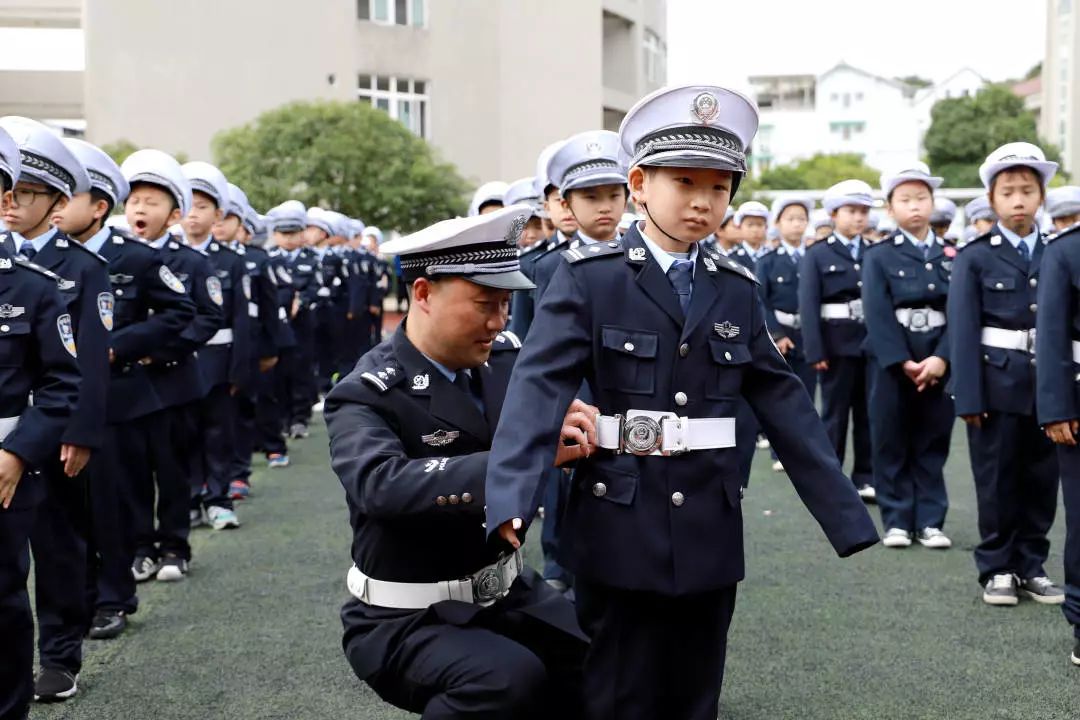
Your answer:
[31,420,1077,720]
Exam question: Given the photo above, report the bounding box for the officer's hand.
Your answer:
[775,337,795,355]
[1045,420,1079,446]
[0,449,26,509]
[108,348,115,364]
[497,518,523,549]
[259,356,279,372]
[60,444,91,477]
[290,297,300,319]
[555,399,599,466]
[914,356,947,392]
[346,311,354,321]
[368,306,380,316]
[902,360,922,384]
[962,413,987,429]
[813,360,829,372]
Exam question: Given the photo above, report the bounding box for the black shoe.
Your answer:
[89,609,127,640]
[1072,639,1080,667]
[34,667,78,702]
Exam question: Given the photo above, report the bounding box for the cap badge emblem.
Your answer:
[691,92,719,124]
[585,141,603,157]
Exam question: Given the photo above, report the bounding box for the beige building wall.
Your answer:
[1043,0,1080,175]
[0,0,79,27]
[83,0,666,187]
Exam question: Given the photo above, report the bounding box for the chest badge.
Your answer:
[422,429,460,447]
[703,256,717,272]
[412,374,430,391]
[714,321,741,339]
[0,303,26,318]
[628,247,647,262]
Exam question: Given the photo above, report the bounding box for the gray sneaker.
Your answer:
[1019,576,1066,605]
[982,573,1019,606]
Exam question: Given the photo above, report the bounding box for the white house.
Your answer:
[750,63,987,176]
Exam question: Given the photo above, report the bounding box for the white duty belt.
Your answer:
[205,328,234,346]
[346,551,522,609]
[774,310,801,329]
[820,299,864,322]
[0,416,18,443]
[596,410,736,456]
[895,308,946,333]
[1074,340,1080,365]
[981,327,1036,354]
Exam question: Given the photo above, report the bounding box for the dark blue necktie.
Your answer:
[453,370,484,414]
[667,260,694,315]
[18,240,36,261]
[1016,241,1030,262]
[850,241,859,260]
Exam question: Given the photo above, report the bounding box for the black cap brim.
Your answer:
[464,270,535,291]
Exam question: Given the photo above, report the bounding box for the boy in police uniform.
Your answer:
[325,205,591,718]
[0,124,82,719]
[484,84,878,720]
[949,142,1064,606]
[1046,186,1080,231]
[1035,213,1080,666]
[799,179,876,501]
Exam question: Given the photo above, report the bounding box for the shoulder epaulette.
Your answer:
[958,231,994,252]
[711,254,759,284]
[176,243,209,258]
[14,256,61,280]
[67,237,108,264]
[1046,221,1080,243]
[357,360,405,394]
[563,241,622,264]
[492,330,523,351]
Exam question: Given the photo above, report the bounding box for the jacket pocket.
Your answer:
[598,325,658,395]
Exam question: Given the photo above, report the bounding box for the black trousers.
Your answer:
[967,411,1059,584]
[257,360,288,457]
[1060,444,1080,638]
[230,393,255,482]
[31,459,91,674]
[191,384,236,511]
[819,355,873,486]
[0,472,42,720]
[89,423,138,613]
[365,610,585,720]
[574,579,737,720]
[868,359,953,532]
[132,406,193,560]
[289,311,317,425]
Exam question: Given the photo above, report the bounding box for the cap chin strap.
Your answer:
[640,202,695,249]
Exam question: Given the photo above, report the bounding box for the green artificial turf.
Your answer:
[31,420,1078,719]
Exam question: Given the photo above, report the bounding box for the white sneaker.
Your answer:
[756,436,771,450]
[916,527,952,549]
[206,506,241,530]
[771,460,785,473]
[857,484,876,502]
[882,528,912,548]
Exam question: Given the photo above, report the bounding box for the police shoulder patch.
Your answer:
[57,313,77,357]
[563,242,622,264]
[159,264,187,293]
[97,292,115,331]
[206,276,224,306]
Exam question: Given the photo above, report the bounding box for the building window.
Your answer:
[643,30,666,84]
[830,121,865,140]
[358,0,426,26]
[358,75,430,138]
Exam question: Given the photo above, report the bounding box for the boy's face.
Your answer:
[520,216,544,248]
[183,191,222,240]
[739,216,767,246]
[990,168,1043,235]
[478,201,503,216]
[1053,213,1080,230]
[212,214,242,242]
[887,181,934,236]
[126,184,181,239]
[564,183,626,240]
[973,217,996,234]
[776,205,808,244]
[2,180,65,235]
[274,229,303,251]
[304,226,329,246]
[930,221,951,237]
[831,205,869,239]
[815,224,833,240]
[235,225,251,244]
[630,166,732,244]
[544,187,578,236]
[52,192,105,236]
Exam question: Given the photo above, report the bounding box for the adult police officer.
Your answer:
[0,117,106,704]
[121,150,223,578]
[799,179,875,501]
[325,205,590,719]
[1035,218,1080,666]
[0,125,81,720]
[181,161,250,531]
[485,84,879,720]
[949,142,1064,606]
[62,144,194,638]
[862,162,953,550]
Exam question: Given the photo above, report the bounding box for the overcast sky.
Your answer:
[668,0,1047,88]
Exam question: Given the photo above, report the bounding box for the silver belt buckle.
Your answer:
[617,412,683,456]
[849,299,865,322]
[471,552,519,604]
[908,309,930,332]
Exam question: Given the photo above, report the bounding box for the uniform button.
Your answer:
[857,281,863,288]
[1029,304,1037,312]
[925,263,933,271]
[1030,357,1037,366]
[829,265,837,272]
[928,283,936,291]
[724,351,733,361]
[449,494,460,505]
[679,343,689,357]
[624,342,635,352]
[461,493,473,504]
[671,492,685,507]
[995,282,1004,289]
[436,496,448,506]
[854,263,861,271]
[777,276,784,283]
[115,288,124,297]
[592,482,607,498]
[898,270,905,277]
[674,392,688,406]
[1029,278,1038,287]
[0,325,7,333]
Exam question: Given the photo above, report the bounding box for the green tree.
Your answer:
[924,83,1064,187]
[212,101,468,232]
[753,153,879,191]
[100,139,140,166]
[896,75,933,89]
